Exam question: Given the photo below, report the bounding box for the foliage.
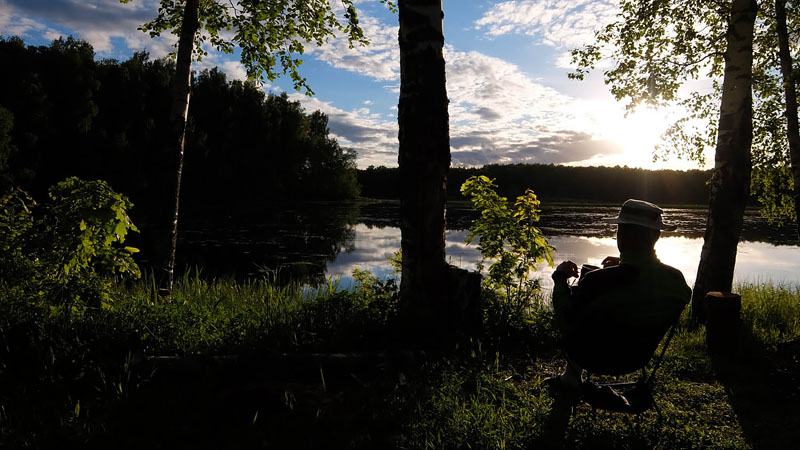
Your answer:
[395,357,551,450]
[461,175,554,315]
[0,38,360,226]
[0,106,15,188]
[122,0,395,95]
[3,272,799,448]
[0,178,140,310]
[738,282,800,346]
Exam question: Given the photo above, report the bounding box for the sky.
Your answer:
[0,0,711,170]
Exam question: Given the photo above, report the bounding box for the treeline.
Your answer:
[0,36,359,223]
[360,164,712,205]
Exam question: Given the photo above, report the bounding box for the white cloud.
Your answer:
[309,14,400,81]
[475,0,618,68]
[288,16,628,168]
[475,0,617,49]
[287,93,399,168]
[0,1,61,39]
[2,0,174,57]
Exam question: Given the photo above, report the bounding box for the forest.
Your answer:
[0,36,360,216]
[360,164,713,205]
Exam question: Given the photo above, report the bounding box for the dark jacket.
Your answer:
[551,251,691,374]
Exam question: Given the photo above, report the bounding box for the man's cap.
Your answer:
[602,199,676,231]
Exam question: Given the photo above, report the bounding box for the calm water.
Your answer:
[177,201,800,288]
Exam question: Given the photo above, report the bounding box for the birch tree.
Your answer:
[123,0,393,292]
[572,0,758,321]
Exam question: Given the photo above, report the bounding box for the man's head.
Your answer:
[602,199,675,254]
[616,223,660,253]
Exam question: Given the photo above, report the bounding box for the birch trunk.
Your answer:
[776,0,800,242]
[692,0,758,322]
[397,0,450,340]
[160,0,199,294]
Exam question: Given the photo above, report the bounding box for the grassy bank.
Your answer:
[2,276,799,449]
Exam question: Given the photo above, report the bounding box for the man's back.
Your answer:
[554,252,691,374]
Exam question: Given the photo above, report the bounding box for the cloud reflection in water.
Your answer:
[326,225,800,290]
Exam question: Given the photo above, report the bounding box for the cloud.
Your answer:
[2,0,174,56]
[475,0,618,68]
[288,22,623,169]
[287,93,399,168]
[505,131,625,164]
[475,0,617,48]
[308,14,400,81]
[0,2,60,38]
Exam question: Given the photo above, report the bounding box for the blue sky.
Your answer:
[0,0,708,170]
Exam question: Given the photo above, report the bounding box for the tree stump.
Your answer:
[705,291,742,355]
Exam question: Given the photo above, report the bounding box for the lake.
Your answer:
[177,201,800,289]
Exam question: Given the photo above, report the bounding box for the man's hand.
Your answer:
[601,256,620,268]
[554,260,579,279]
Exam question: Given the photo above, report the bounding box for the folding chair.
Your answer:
[563,308,684,420]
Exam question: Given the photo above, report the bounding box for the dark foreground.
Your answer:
[1,277,799,449]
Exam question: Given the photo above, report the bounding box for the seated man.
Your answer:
[550,199,691,394]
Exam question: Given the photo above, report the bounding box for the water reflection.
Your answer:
[176,202,359,282]
[174,201,800,288]
[326,225,800,289]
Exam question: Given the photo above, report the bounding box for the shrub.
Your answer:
[0,178,140,311]
[460,175,554,316]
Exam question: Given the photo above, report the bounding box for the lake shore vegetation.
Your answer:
[2,271,799,448]
[2,179,799,449]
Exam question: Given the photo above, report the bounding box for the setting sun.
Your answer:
[572,105,710,171]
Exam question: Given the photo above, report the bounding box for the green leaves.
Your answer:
[461,176,554,315]
[0,178,141,311]
[126,0,395,95]
[571,0,728,113]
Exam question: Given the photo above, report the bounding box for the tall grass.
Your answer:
[737,282,800,346]
[3,275,798,449]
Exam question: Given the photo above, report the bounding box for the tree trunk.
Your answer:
[776,0,800,242]
[397,0,450,343]
[159,0,200,294]
[692,0,758,322]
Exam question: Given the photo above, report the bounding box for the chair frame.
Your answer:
[582,320,679,421]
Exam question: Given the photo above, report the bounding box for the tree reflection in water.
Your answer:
[175,202,358,284]
[163,201,799,288]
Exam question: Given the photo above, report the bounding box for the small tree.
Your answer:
[461,175,554,316]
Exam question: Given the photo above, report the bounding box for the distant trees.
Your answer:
[359,164,712,205]
[185,70,359,202]
[0,37,359,258]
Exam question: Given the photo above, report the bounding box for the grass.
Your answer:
[1,275,799,449]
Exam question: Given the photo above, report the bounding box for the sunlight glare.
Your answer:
[574,105,708,171]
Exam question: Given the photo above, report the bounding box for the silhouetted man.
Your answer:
[549,199,691,395]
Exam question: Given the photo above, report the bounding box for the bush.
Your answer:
[0,178,140,311]
[461,175,554,315]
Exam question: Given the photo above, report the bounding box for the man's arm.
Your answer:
[552,261,578,333]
